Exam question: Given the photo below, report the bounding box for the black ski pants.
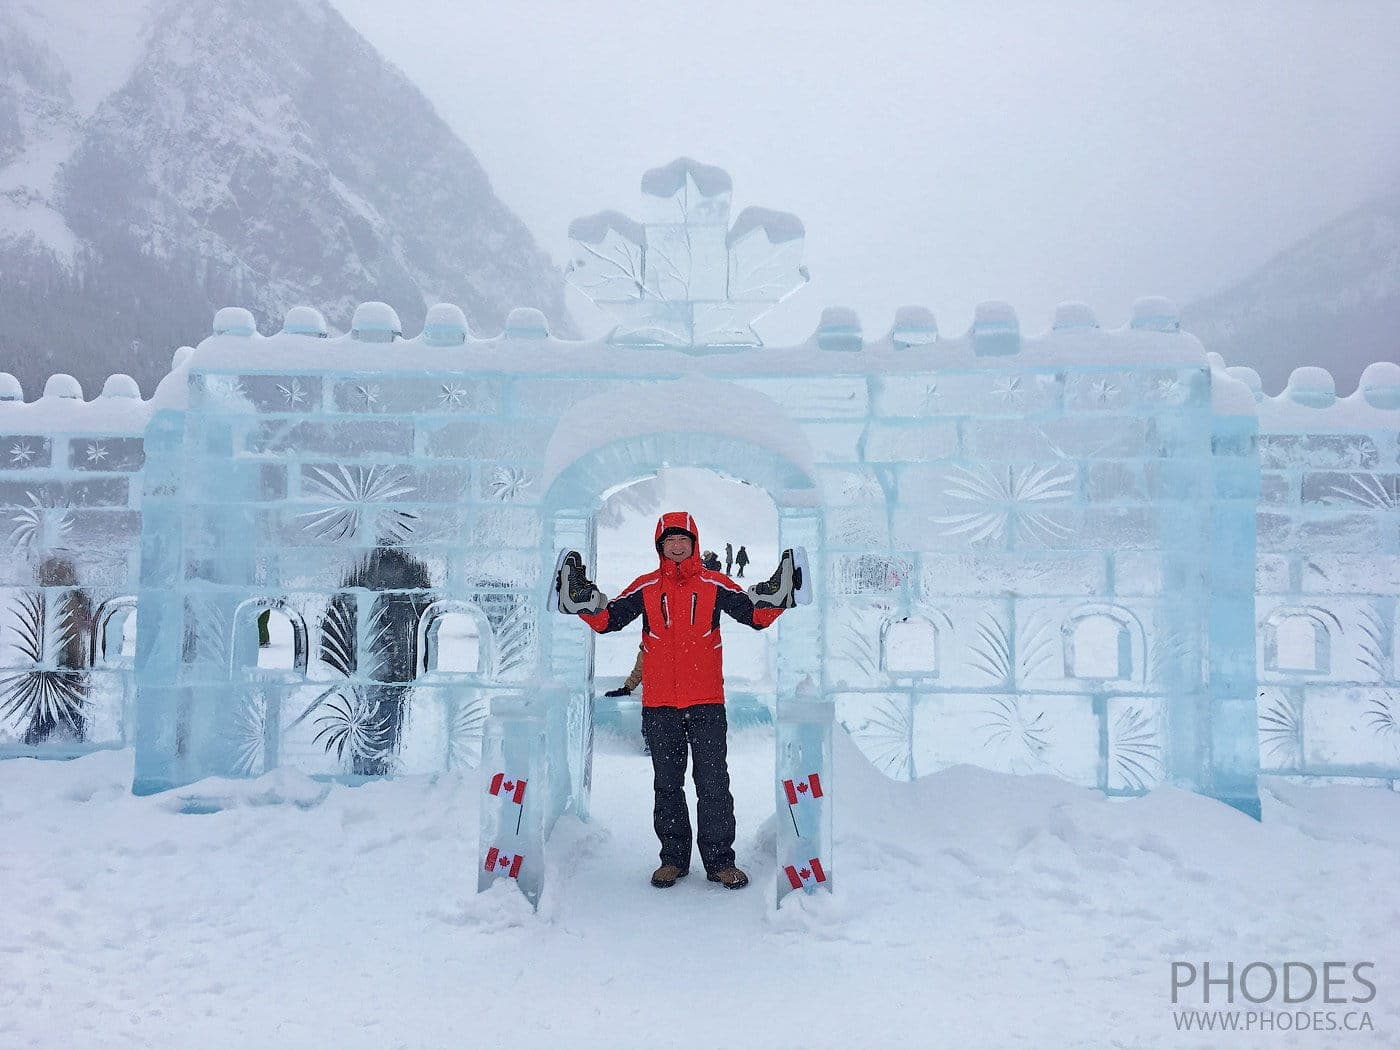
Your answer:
[641,703,736,874]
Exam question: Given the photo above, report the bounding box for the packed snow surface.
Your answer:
[3,730,1397,1048]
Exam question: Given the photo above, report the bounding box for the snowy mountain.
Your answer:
[0,0,572,396]
[1182,180,1400,393]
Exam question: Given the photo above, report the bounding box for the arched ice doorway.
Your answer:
[538,379,825,821]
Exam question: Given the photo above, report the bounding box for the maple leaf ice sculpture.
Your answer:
[566,158,809,349]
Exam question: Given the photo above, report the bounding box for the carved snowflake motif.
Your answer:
[990,376,1025,408]
[85,443,108,463]
[1089,378,1119,404]
[278,379,308,407]
[8,443,35,465]
[353,384,380,409]
[1154,375,1184,403]
[489,466,532,501]
[439,383,469,409]
[918,381,942,414]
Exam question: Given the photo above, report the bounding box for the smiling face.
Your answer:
[660,533,694,563]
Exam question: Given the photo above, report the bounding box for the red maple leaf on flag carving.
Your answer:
[488,772,527,805]
[783,772,823,806]
[784,858,827,890]
[483,846,523,879]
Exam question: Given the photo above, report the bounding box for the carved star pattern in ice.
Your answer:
[85,443,108,463]
[353,384,380,409]
[1154,375,1184,403]
[1090,378,1119,404]
[919,381,941,414]
[438,384,469,409]
[278,379,308,407]
[8,443,35,464]
[991,376,1024,408]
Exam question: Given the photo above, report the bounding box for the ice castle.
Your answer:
[2,159,1397,903]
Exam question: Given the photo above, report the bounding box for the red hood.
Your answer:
[654,510,702,577]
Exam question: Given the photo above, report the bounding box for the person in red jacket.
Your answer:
[555,511,803,890]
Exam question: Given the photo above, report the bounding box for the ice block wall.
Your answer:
[1247,362,1400,782]
[0,373,149,757]
[131,304,566,807]
[1,159,1392,825]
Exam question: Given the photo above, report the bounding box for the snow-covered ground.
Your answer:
[3,728,1398,1049]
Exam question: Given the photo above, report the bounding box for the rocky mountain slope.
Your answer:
[0,0,572,396]
[1183,181,1399,393]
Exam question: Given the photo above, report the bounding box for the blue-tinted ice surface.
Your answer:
[3,161,1398,905]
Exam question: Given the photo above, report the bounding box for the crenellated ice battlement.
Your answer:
[3,161,1397,895]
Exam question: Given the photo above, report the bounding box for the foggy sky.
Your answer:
[333,0,1400,345]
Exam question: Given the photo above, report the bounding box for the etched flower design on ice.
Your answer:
[934,463,1075,545]
[9,492,73,552]
[297,465,418,542]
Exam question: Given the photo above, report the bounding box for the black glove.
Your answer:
[604,687,632,698]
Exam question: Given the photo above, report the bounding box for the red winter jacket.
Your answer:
[580,511,783,708]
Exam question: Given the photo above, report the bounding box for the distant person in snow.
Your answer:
[724,541,734,575]
[701,550,722,572]
[734,544,749,578]
[553,512,807,891]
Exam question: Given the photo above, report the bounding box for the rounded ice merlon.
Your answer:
[350,301,402,343]
[212,306,257,337]
[504,308,550,340]
[281,306,328,338]
[100,374,142,399]
[972,300,1020,356]
[1359,361,1400,410]
[813,307,862,352]
[1285,366,1336,408]
[423,303,469,347]
[44,374,84,400]
[0,373,22,402]
[887,305,938,349]
[1130,296,1181,333]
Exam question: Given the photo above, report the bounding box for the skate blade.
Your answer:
[547,548,575,613]
[791,546,813,606]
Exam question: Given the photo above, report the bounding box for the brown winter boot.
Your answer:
[650,864,688,888]
[707,866,749,889]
